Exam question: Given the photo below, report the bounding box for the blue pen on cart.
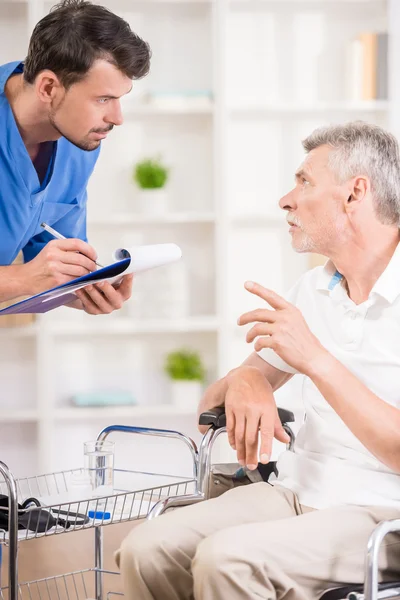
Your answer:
[88,510,111,520]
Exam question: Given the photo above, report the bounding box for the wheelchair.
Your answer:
[0,408,398,600]
[147,406,400,600]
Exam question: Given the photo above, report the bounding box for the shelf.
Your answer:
[88,212,216,227]
[0,405,197,422]
[48,316,219,336]
[55,405,198,420]
[2,409,38,423]
[230,214,286,226]
[123,104,213,117]
[0,315,219,337]
[0,315,218,337]
[229,101,389,116]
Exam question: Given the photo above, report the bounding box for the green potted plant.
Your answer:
[133,156,169,215]
[164,348,205,410]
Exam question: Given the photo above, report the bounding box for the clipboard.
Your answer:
[0,243,182,315]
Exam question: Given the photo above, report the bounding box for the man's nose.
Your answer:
[106,102,123,127]
[279,188,297,211]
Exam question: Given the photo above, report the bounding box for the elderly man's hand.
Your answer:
[70,274,133,315]
[238,281,327,375]
[225,366,290,470]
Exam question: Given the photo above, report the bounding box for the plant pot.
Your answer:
[170,380,203,411]
[137,188,168,215]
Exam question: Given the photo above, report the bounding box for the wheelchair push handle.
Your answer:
[198,407,295,429]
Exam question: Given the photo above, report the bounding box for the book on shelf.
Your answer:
[346,31,388,102]
[377,32,388,100]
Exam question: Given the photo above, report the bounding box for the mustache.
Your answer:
[90,125,114,134]
[287,215,302,227]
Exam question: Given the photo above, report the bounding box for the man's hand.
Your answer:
[197,377,228,434]
[72,274,133,315]
[197,366,290,469]
[225,366,290,469]
[238,281,327,375]
[21,239,98,295]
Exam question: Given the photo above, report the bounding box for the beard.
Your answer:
[291,230,317,253]
[49,109,113,152]
[288,213,346,254]
[287,215,316,252]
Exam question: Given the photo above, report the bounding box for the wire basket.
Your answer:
[0,568,120,600]
[0,468,195,543]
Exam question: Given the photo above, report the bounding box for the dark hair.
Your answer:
[24,0,151,88]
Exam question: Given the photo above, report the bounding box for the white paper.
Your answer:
[42,243,182,303]
[113,243,182,274]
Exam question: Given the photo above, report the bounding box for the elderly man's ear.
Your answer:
[344,176,369,213]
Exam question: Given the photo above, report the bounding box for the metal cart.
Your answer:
[0,422,220,600]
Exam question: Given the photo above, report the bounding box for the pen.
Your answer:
[40,222,104,268]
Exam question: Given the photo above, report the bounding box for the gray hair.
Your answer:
[302,121,400,226]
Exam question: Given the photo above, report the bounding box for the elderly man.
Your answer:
[117,121,400,599]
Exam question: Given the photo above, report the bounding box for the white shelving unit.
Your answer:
[89,212,216,226]
[55,404,199,420]
[229,101,389,114]
[0,0,398,476]
[48,316,219,335]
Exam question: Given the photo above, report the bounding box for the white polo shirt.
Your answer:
[259,244,400,510]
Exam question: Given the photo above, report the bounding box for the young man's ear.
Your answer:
[35,71,63,105]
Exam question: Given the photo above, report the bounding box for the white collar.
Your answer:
[314,242,400,304]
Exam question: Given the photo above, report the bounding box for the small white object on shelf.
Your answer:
[170,380,203,411]
[137,188,169,215]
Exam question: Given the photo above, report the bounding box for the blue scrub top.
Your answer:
[0,61,100,265]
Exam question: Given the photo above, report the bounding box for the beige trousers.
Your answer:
[115,482,400,600]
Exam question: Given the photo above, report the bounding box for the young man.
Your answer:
[117,121,400,599]
[0,0,151,314]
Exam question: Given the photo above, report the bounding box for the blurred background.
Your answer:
[0,0,396,479]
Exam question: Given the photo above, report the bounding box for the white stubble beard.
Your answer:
[287,213,345,254]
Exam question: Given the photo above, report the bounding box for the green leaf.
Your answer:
[164,349,205,382]
[133,157,169,189]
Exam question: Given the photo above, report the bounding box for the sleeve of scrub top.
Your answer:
[256,277,304,375]
[22,190,88,263]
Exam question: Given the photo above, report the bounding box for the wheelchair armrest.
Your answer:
[277,407,295,424]
[198,406,295,429]
[199,407,227,428]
